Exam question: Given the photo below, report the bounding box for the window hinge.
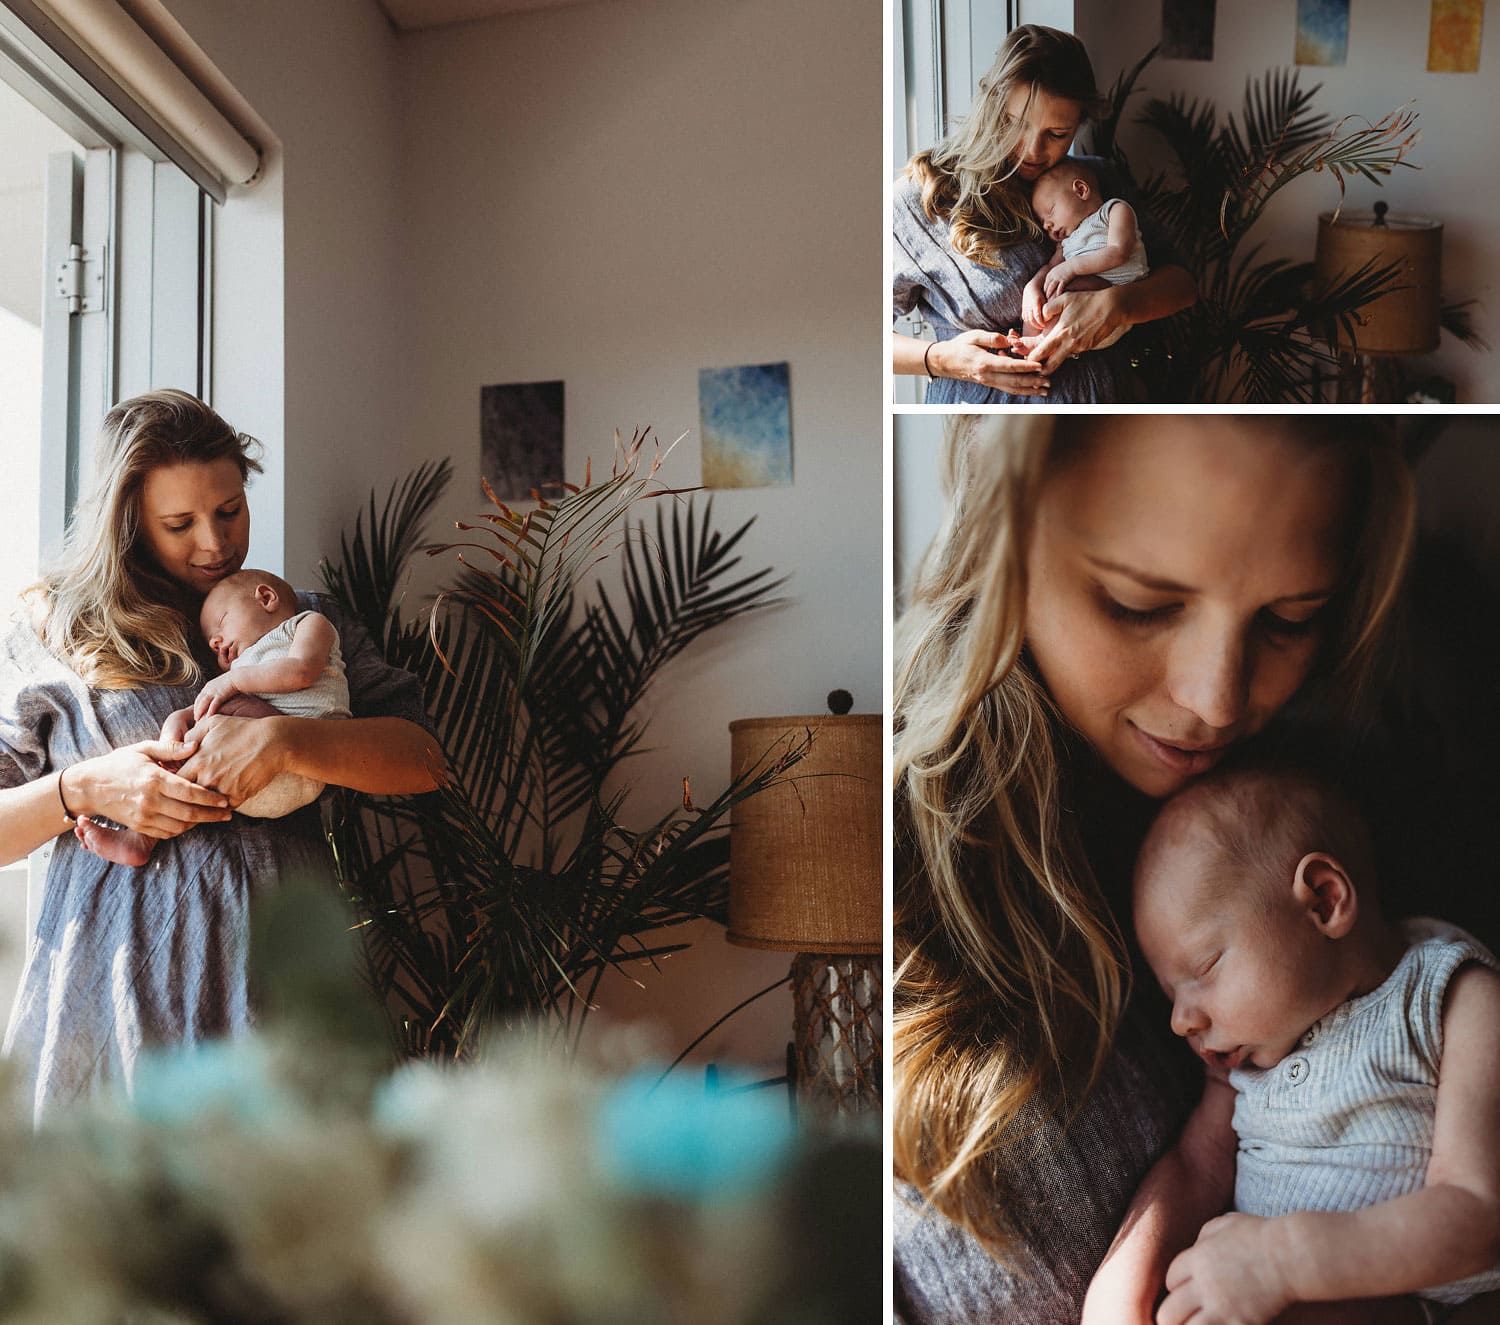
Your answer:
[55,242,106,315]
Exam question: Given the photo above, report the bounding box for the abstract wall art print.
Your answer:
[480,380,564,500]
[699,361,793,490]
[1295,0,1350,66]
[1429,0,1484,71]
[1161,0,1215,61]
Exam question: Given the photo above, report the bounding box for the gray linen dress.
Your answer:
[0,592,428,1123]
[892,155,1187,405]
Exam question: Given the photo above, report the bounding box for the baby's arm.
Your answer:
[1082,1075,1237,1324]
[194,612,336,721]
[1161,964,1500,1324]
[1022,246,1067,331]
[1043,202,1140,299]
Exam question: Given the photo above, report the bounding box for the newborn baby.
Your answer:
[1018,157,1149,339]
[76,569,351,866]
[1083,764,1500,1325]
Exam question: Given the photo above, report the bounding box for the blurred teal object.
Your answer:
[130,1039,290,1129]
[597,1069,795,1199]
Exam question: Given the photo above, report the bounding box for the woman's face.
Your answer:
[1023,423,1349,798]
[1004,83,1083,183]
[137,459,250,599]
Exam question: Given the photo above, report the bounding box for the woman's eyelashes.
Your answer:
[164,504,242,536]
[1095,589,1323,639]
[1097,590,1176,627]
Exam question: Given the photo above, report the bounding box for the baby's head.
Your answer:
[200,568,298,671]
[1030,159,1103,240]
[1133,765,1382,1073]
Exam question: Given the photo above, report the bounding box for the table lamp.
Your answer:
[727,702,881,1118]
[1315,201,1442,400]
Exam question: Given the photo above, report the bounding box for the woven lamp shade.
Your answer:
[726,714,881,955]
[1315,209,1442,356]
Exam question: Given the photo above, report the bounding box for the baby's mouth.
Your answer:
[1194,1043,1248,1073]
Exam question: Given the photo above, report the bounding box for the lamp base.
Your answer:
[790,953,881,1117]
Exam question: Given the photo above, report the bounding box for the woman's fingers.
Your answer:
[135,737,197,764]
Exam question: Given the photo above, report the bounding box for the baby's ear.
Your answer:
[1072,176,1091,200]
[254,581,279,612]
[1292,852,1358,939]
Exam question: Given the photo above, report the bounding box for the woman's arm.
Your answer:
[894,329,1052,396]
[1024,263,1197,372]
[177,713,445,804]
[0,741,232,867]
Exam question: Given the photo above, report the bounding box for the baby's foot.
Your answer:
[74,817,154,867]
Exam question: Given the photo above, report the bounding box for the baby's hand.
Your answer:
[193,673,242,722]
[1021,279,1049,331]
[1043,261,1075,301]
[1158,1213,1291,1325]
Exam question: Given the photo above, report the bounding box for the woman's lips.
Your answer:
[1129,723,1230,777]
[194,558,236,580]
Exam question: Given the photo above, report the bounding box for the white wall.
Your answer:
[394,0,881,1072]
[161,0,408,586]
[1076,0,1498,403]
[161,0,881,1075]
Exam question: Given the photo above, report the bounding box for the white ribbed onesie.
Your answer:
[1058,198,1149,286]
[1229,917,1500,1316]
[224,609,350,818]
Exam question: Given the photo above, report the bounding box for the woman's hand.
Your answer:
[1158,1213,1292,1325]
[67,739,232,840]
[928,331,1052,397]
[1024,286,1132,371]
[177,714,290,808]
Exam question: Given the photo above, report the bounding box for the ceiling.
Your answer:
[375,0,601,31]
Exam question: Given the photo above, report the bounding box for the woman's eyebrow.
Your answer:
[1085,555,1193,593]
[1086,555,1337,602]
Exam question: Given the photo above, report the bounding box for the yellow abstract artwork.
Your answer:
[1428,0,1484,72]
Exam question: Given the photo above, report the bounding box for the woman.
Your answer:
[0,390,442,1120]
[893,25,1196,403]
[891,419,1471,1323]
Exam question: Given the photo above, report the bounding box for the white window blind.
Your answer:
[2,0,261,200]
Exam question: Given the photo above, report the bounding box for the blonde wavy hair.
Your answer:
[30,390,263,690]
[893,417,1415,1261]
[907,25,1109,266]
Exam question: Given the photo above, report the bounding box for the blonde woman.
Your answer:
[893,420,1429,1322]
[0,390,442,1120]
[893,25,1196,403]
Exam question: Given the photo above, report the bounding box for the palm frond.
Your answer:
[1441,299,1490,351]
[323,437,799,1060]
[1089,42,1157,165]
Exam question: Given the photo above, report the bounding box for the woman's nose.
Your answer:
[1168,625,1249,732]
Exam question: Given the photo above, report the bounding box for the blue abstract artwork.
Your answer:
[698,361,793,489]
[1295,0,1349,66]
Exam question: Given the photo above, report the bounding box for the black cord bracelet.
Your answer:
[923,340,938,380]
[57,768,79,825]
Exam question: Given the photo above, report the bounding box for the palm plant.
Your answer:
[1090,51,1480,401]
[321,434,802,1059]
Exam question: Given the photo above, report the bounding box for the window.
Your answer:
[893,1,1075,402]
[0,1,216,971]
